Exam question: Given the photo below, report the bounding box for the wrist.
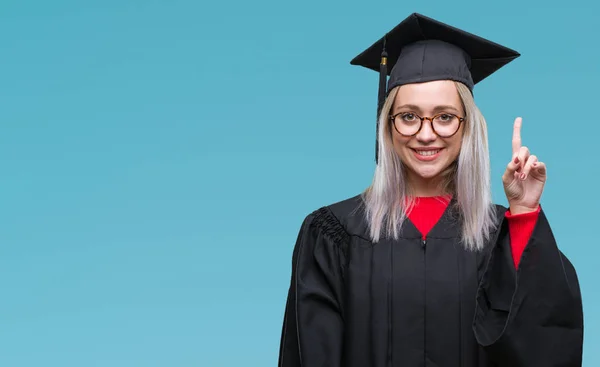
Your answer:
[508,204,540,215]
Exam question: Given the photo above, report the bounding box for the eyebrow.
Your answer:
[394,104,462,114]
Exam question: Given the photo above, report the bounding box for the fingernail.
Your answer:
[521,173,526,180]
[533,162,538,167]
[514,156,519,163]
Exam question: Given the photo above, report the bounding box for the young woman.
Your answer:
[278,13,583,367]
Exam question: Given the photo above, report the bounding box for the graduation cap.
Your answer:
[350,13,520,163]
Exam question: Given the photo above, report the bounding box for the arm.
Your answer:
[473,208,584,366]
[278,208,347,367]
[505,205,541,268]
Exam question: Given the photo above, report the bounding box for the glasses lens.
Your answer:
[394,113,421,135]
[433,114,460,137]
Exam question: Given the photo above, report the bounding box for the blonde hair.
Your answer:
[362,81,498,251]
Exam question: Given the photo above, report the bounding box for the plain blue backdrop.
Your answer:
[0,0,597,365]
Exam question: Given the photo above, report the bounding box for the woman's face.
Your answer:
[390,80,465,184]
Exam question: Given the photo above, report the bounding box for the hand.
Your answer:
[502,117,547,215]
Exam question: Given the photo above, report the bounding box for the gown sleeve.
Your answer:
[278,207,348,367]
[473,206,584,366]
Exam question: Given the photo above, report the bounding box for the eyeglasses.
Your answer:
[389,112,465,138]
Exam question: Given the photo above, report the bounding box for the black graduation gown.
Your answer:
[278,195,583,367]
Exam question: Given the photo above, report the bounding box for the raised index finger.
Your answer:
[512,117,522,155]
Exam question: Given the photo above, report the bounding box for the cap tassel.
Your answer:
[376,37,388,163]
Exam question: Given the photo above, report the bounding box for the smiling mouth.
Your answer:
[413,149,442,156]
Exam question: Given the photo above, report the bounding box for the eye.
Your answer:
[401,113,416,121]
[438,114,453,121]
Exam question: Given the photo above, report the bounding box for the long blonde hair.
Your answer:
[362,81,498,251]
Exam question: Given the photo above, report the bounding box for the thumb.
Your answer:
[503,153,521,183]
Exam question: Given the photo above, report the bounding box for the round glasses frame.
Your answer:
[389,112,465,138]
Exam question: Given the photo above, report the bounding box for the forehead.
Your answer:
[393,80,462,111]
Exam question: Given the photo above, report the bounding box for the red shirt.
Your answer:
[407,196,540,268]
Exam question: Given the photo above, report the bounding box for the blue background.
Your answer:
[0,0,597,365]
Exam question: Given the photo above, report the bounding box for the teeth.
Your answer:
[416,149,440,156]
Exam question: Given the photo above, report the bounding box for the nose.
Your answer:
[415,119,437,143]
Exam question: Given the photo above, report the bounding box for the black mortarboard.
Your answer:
[350,13,520,163]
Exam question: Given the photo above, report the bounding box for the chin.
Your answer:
[412,166,444,179]
[405,156,450,180]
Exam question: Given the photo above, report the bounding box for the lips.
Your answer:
[411,148,443,161]
[414,149,441,156]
